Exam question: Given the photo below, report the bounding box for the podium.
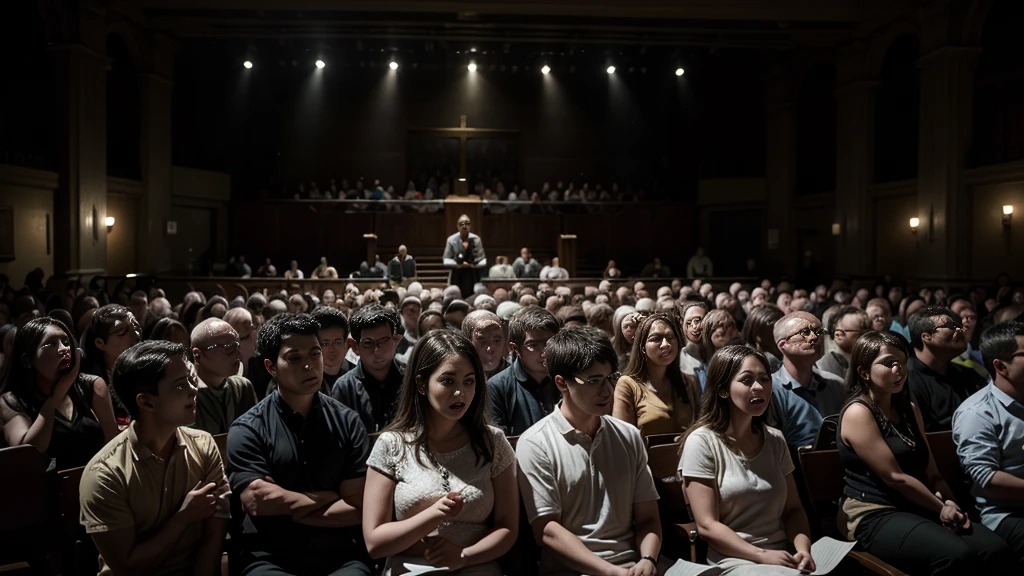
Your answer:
[559,234,578,278]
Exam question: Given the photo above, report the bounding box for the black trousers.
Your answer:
[994,513,1024,564]
[856,509,1015,576]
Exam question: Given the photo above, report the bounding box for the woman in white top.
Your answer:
[363,330,518,575]
[680,345,817,575]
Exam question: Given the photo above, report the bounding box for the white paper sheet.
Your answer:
[808,537,857,575]
[388,556,449,576]
[664,559,724,576]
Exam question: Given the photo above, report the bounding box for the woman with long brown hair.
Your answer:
[837,331,1013,575]
[680,345,818,574]
[362,330,517,575]
[693,309,739,391]
[613,313,701,437]
[740,304,784,373]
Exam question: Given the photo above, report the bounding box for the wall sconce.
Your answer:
[909,217,920,234]
[831,223,841,236]
[1003,205,1013,227]
[105,216,115,233]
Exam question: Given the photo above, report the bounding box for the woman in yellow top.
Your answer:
[613,312,702,437]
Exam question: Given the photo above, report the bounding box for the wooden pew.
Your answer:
[0,446,57,574]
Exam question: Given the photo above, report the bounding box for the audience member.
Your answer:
[838,331,1013,575]
[283,260,304,280]
[739,304,784,373]
[311,307,353,393]
[388,245,417,284]
[603,260,622,279]
[613,307,640,370]
[80,340,230,576]
[229,314,372,575]
[190,318,257,435]
[517,326,664,576]
[488,255,516,279]
[82,304,142,423]
[686,246,714,278]
[0,317,117,468]
[419,310,446,336]
[682,345,819,575]
[585,302,615,338]
[817,306,869,380]
[512,247,541,279]
[677,300,709,376]
[487,307,561,436]
[613,313,701,437]
[223,307,256,376]
[463,310,509,378]
[331,305,405,433]
[362,330,518,575]
[539,257,570,281]
[907,306,987,431]
[695,309,739,390]
[953,321,1024,562]
[640,257,671,279]
[949,296,989,381]
[257,258,277,277]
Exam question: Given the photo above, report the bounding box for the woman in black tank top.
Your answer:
[837,331,1013,575]
[0,317,118,469]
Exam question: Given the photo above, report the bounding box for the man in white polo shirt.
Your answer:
[516,326,663,576]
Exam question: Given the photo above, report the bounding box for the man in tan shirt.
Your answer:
[80,341,230,576]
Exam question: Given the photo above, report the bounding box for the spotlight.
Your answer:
[315,60,326,69]
[541,65,550,75]
[243,60,253,69]
[389,61,399,70]
[467,62,477,72]
[606,65,616,74]
[675,68,685,76]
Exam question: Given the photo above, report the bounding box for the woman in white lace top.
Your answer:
[363,330,518,575]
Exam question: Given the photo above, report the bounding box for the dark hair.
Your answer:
[111,340,188,420]
[980,321,1024,379]
[0,317,78,415]
[555,305,587,326]
[545,325,617,382]
[844,331,914,425]
[698,309,735,362]
[740,304,783,352]
[311,307,349,337]
[48,310,75,335]
[618,311,700,414]
[828,305,869,334]
[417,310,445,336]
[255,313,320,361]
[907,305,958,350]
[349,305,400,340]
[507,306,560,348]
[386,330,493,466]
[690,345,771,438]
[82,304,136,379]
[149,317,188,342]
[246,293,267,316]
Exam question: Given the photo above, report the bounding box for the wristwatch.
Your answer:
[640,555,658,568]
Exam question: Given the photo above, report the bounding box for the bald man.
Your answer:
[190,318,258,435]
[768,311,845,448]
[223,307,256,377]
[463,310,509,377]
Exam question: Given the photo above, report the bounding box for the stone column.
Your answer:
[764,79,797,280]
[835,44,878,277]
[52,41,108,274]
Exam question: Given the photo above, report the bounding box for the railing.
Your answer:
[257,198,663,215]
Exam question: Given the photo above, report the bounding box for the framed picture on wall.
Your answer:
[0,206,13,262]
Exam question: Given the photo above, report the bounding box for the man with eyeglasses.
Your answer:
[331,305,405,433]
[443,214,488,303]
[908,305,988,432]
[950,296,990,382]
[516,326,665,576]
[487,307,561,436]
[768,311,845,448]
[816,306,870,380]
[190,318,258,435]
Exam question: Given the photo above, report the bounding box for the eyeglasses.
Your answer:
[457,221,471,227]
[359,335,395,351]
[204,340,241,354]
[786,326,826,341]
[573,372,621,387]
[683,317,703,328]
[933,322,964,333]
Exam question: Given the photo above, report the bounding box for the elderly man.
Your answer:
[388,245,416,284]
[908,305,988,431]
[817,305,869,380]
[443,214,487,301]
[512,247,541,278]
[769,311,845,448]
[487,255,516,279]
[191,318,258,435]
[539,257,570,281]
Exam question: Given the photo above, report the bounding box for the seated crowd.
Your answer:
[1,269,1023,575]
